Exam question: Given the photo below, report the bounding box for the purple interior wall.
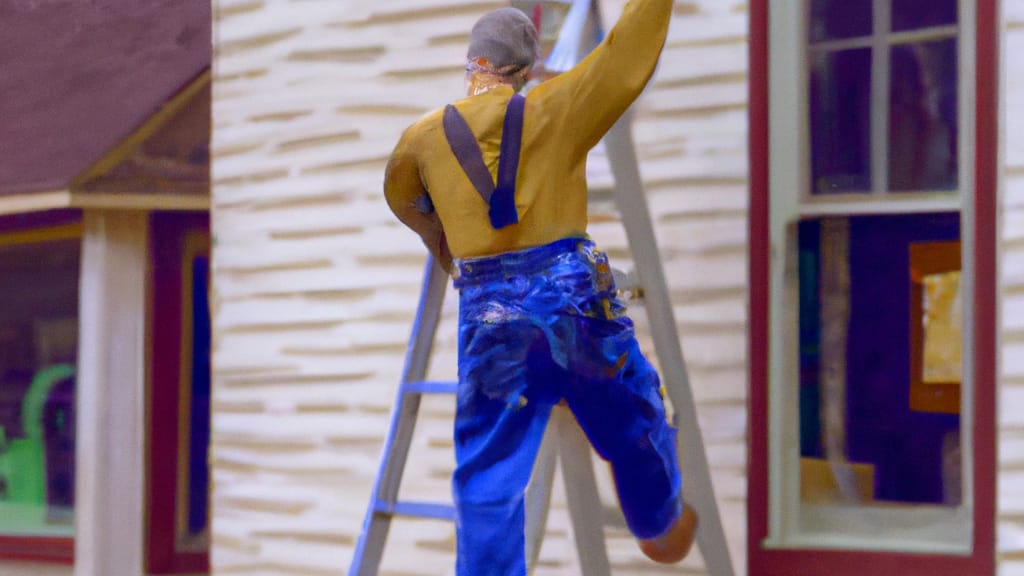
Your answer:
[846,212,961,504]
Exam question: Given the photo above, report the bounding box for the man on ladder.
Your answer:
[383,1,698,574]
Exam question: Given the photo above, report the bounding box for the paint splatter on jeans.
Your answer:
[452,237,682,576]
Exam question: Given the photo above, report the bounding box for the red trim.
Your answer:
[0,537,73,565]
[971,0,999,570]
[747,0,771,571]
[747,1,999,574]
[147,212,210,575]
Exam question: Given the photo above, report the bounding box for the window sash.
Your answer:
[808,25,959,53]
[800,0,964,201]
[765,0,977,553]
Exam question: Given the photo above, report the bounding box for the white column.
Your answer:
[74,210,148,576]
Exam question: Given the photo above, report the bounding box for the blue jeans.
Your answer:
[452,237,682,576]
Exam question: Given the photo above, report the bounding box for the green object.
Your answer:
[4,439,44,504]
[0,415,44,505]
[0,364,75,505]
[0,425,7,500]
[23,364,76,441]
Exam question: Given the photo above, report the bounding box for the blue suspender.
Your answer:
[442,94,526,229]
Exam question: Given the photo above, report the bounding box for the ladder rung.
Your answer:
[402,380,458,395]
[375,499,456,521]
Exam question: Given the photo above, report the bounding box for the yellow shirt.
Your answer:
[384,0,672,272]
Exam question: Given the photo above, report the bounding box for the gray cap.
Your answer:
[467,8,541,72]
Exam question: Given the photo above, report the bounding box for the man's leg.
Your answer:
[637,504,699,563]
[564,316,697,564]
[452,398,552,575]
[453,320,556,576]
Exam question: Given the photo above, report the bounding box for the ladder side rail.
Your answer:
[524,415,560,572]
[555,408,612,576]
[377,256,450,503]
[604,116,736,576]
[349,256,450,576]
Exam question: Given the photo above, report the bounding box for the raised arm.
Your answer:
[542,0,674,156]
[383,130,453,273]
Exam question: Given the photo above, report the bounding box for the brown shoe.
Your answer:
[637,503,699,564]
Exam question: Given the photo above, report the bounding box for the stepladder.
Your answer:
[349,1,736,574]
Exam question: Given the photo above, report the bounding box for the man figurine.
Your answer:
[383,1,698,574]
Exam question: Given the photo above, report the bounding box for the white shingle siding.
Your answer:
[1001,3,1024,574]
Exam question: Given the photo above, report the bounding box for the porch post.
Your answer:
[74,210,149,576]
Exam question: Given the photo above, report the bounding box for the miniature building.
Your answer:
[0,1,212,575]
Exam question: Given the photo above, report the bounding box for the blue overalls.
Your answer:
[444,94,683,576]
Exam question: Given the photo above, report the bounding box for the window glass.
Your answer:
[810,48,873,194]
[889,40,959,192]
[798,213,962,507]
[892,0,958,32]
[184,246,211,543]
[0,232,79,538]
[809,0,873,42]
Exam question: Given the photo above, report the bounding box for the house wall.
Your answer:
[999,2,1024,575]
[209,0,749,574]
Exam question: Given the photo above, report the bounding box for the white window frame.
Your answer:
[765,0,977,554]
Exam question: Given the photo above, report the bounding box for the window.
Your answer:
[148,212,211,574]
[749,0,997,573]
[782,1,973,547]
[0,212,80,563]
[0,210,212,569]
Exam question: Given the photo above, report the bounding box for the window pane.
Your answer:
[186,252,211,541]
[893,0,958,32]
[798,214,962,507]
[0,235,79,537]
[809,0,873,42]
[810,49,872,194]
[889,40,959,192]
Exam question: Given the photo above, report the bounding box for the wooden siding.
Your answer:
[209,0,749,574]
[1000,3,1024,575]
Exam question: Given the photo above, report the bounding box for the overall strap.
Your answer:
[443,105,495,206]
[491,93,525,228]
[442,93,526,229]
